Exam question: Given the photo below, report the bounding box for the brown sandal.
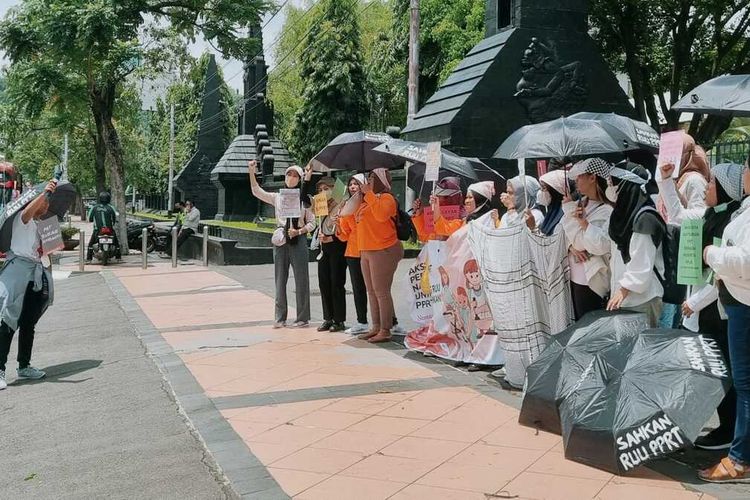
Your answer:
[699,457,750,483]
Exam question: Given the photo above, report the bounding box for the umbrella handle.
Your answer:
[44,171,63,200]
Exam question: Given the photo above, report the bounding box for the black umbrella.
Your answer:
[519,310,650,435]
[0,180,77,252]
[559,329,730,474]
[494,117,636,160]
[310,131,404,172]
[373,139,504,197]
[569,112,660,153]
[673,74,750,117]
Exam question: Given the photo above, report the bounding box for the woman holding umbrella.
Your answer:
[0,179,58,390]
[411,177,465,242]
[561,158,615,320]
[605,162,665,327]
[355,168,403,343]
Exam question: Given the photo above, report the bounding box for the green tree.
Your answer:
[0,0,267,251]
[288,0,369,164]
[590,0,750,144]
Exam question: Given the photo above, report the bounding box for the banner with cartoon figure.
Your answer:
[405,225,504,366]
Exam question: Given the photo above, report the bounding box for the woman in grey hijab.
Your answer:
[496,176,544,229]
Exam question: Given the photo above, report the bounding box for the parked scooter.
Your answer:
[127,219,156,253]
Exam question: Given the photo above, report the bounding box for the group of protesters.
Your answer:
[249,132,750,484]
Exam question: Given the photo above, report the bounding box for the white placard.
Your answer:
[425,142,442,182]
[278,189,302,219]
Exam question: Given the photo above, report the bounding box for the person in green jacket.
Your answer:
[86,192,120,261]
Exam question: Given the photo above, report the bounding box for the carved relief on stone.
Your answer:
[515,37,588,123]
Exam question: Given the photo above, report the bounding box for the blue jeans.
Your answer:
[726,304,750,464]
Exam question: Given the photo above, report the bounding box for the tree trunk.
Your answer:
[93,133,107,194]
[91,83,129,255]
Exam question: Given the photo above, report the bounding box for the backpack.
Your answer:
[635,207,686,305]
[393,200,416,242]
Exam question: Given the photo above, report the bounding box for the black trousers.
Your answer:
[167,228,194,256]
[571,282,606,321]
[347,257,368,324]
[87,229,121,260]
[319,240,347,323]
[700,301,736,435]
[0,281,48,371]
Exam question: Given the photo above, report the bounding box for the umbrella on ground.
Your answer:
[673,74,750,117]
[0,179,77,252]
[373,139,504,197]
[559,329,730,474]
[494,117,636,160]
[519,310,650,435]
[310,131,404,172]
[569,112,660,153]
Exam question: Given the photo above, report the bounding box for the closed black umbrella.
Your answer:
[673,74,750,117]
[559,329,730,474]
[310,131,404,172]
[519,310,650,435]
[373,139,504,197]
[0,180,77,252]
[495,117,635,160]
[569,112,660,153]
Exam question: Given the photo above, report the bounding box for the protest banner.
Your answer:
[425,142,441,183]
[657,131,684,179]
[406,242,445,325]
[677,218,704,285]
[278,189,301,219]
[313,192,329,217]
[38,216,64,256]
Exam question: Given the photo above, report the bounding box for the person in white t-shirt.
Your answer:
[0,179,58,390]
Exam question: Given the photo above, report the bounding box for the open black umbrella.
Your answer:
[494,117,635,160]
[569,112,660,153]
[673,74,750,117]
[0,180,77,252]
[519,310,650,435]
[559,329,730,474]
[310,131,404,172]
[373,139,504,197]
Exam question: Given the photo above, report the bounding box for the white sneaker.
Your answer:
[345,322,370,335]
[17,366,46,380]
[0,370,6,390]
[391,324,407,336]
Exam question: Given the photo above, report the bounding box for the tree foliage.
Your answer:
[288,0,369,164]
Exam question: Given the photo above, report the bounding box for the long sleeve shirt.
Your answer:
[705,198,750,306]
[356,191,398,251]
[252,183,315,234]
[183,207,201,231]
[610,232,664,308]
[561,201,613,297]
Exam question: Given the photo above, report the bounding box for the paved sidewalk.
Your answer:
[96,261,744,500]
[0,270,230,499]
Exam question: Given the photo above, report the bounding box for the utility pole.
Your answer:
[407,0,420,124]
[168,102,175,210]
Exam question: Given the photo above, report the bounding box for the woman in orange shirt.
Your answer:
[335,174,370,334]
[411,177,465,242]
[355,168,403,343]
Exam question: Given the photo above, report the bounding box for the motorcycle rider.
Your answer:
[86,191,120,262]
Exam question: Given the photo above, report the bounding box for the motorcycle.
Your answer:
[92,226,118,265]
[127,219,156,253]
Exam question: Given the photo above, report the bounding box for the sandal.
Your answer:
[699,457,750,483]
[368,331,392,343]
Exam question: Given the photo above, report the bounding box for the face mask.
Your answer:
[536,190,552,207]
[605,185,619,203]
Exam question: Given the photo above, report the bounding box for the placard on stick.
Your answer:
[278,189,302,219]
[38,216,64,256]
[677,218,704,285]
[425,142,442,183]
[423,205,461,234]
[313,192,330,217]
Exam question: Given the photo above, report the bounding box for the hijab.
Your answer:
[507,176,541,212]
[466,181,494,222]
[371,168,392,194]
[608,162,663,261]
[702,163,745,259]
[538,170,568,236]
[677,133,711,188]
[434,177,465,218]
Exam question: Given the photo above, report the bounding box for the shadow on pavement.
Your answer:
[12,359,103,385]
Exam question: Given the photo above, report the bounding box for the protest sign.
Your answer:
[657,131,683,179]
[424,205,461,234]
[406,242,445,325]
[38,216,64,256]
[536,160,548,178]
[425,142,441,182]
[313,192,329,217]
[677,218,704,285]
[278,189,301,219]
[331,177,347,204]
